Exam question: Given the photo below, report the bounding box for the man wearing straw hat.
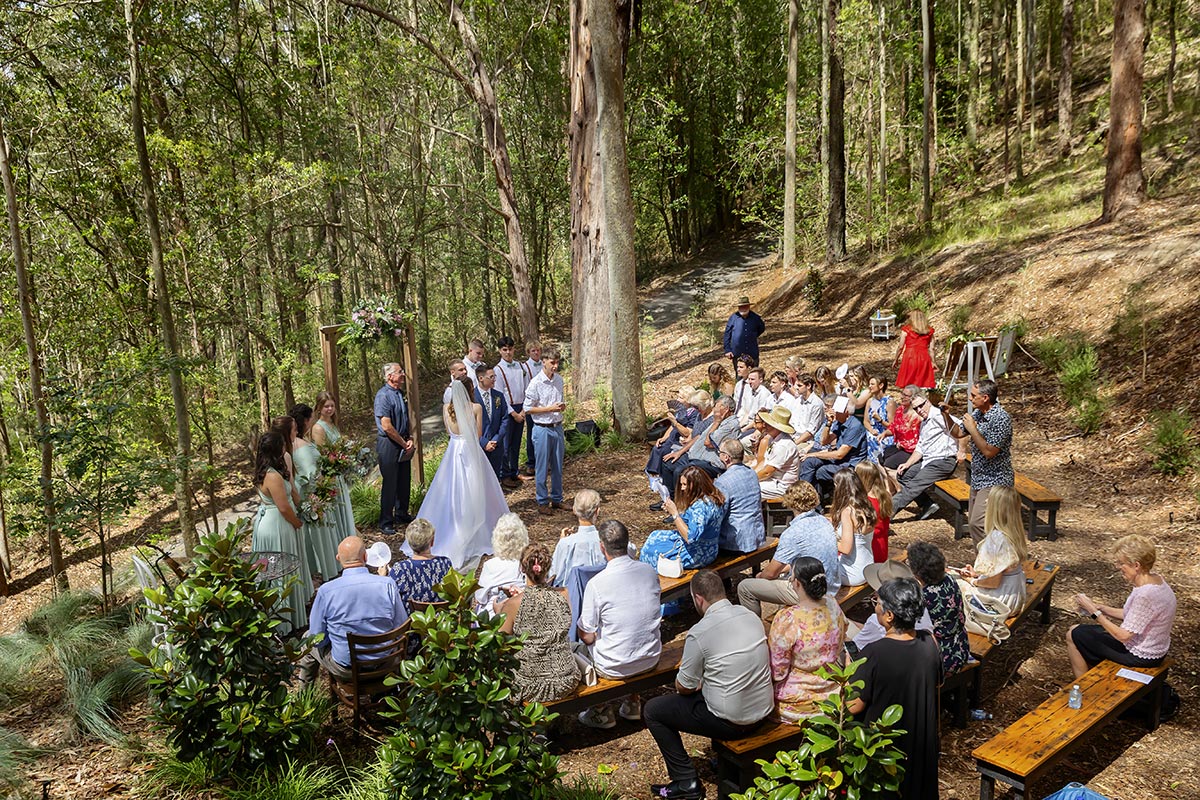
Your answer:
[723,296,765,368]
[754,405,801,499]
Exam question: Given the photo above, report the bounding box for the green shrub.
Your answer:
[566,431,597,457]
[0,726,38,796]
[1032,332,1087,373]
[732,659,906,800]
[802,267,826,312]
[1148,410,1196,476]
[380,570,559,800]
[1073,396,1109,436]
[1059,345,1100,408]
[132,520,325,777]
[949,304,973,337]
[1000,317,1030,341]
[351,481,381,527]
[891,291,930,321]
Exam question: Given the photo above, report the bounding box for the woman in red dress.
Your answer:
[893,309,936,389]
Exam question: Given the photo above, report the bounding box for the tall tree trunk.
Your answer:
[878,1,887,203]
[591,0,646,439]
[920,0,935,224]
[1058,0,1075,155]
[825,0,847,261]
[125,0,197,556]
[0,115,66,590]
[1016,0,1027,179]
[967,0,981,147]
[1102,0,1148,221]
[1028,0,1038,144]
[819,0,830,203]
[1165,0,1176,112]
[783,0,799,270]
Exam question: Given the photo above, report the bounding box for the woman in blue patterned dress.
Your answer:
[864,375,897,463]
[387,519,453,614]
[310,391,357,544]
[639,466,726,570]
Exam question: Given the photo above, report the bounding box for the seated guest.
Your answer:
[768,370,801,420]
[734,366,774,439]
[473,513,529,614]
[813,364,838,399]
[658,391,715,500]
[855,461,894,563]
[714,439,766,554]
[848,577,942,800]
[768,557,848,722]
[366,541,392,576]
[641,467,726,570]
[783,355,806,389]
[578,520,663,728]
[738,483,841,616]
[797,396,869,494]
[498,544,580,703]
[646,387,700,483]
[789,373,825,447]
[708,363,735,401]
[831,469,876,587]
[906,542,971,676]
[550,489,605,586]
[879,385,921,470]
[864,375,896,462]
[644,571,774,800]
[297,536,409,686]
[388,519,453,614]
[958,485,1027,615]
[846,365,872,419]
[892,389,959,520]
[848,560,934,653]
[755,407,801,499]
[1067,534,1176,679]
[661,396,739,496]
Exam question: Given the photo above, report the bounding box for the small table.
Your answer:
[238,551,300,582]
[870,313,896,340]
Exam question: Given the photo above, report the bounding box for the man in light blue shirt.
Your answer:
[713,439,765,554]
[298,536,409,685]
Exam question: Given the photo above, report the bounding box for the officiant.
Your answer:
[375,362,415,534]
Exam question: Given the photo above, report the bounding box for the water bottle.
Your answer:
[1068,685,1083,709]
[970,709,993,721]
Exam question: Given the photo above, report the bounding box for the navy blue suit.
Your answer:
[475,388,510,478]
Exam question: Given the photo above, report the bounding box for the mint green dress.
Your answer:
[251,468,312,633]
[316,420,358,542]
[293,441,341,582]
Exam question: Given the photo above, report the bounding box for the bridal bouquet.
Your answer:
[318,438,358,481]
[301,473,340,523]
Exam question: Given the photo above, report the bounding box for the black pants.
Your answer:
[661,454,722,498]
[644,693,764,782]
[377,437,411,530]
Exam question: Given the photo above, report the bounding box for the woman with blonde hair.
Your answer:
[309,390,356,543]
[783,356,806,389]
[831,469,877,586]
[893,308,937,389]
[855,461,894,563]
[959,485,1028,615]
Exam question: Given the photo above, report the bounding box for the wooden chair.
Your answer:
[328,622,411,731]
[409,599,450,614]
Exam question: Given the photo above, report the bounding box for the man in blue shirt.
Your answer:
[713,439,765,554]
[797,395,868,496]
[297,536,410,685]
[374,363,414,534]
[723,296,765,367]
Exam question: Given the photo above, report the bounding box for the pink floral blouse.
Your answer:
[767,594,848,722]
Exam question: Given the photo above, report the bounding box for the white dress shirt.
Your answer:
[524,370,565,425]
[579,555,663,678]
[495,358,532,409]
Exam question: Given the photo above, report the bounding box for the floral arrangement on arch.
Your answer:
[340,296,414,346]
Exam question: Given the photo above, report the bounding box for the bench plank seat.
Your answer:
[931,473,1063,540]
[972,659,1172,800]
[659,540,779,604]
[835,580,873,612]
[714,720,807,799]
[541,640,687,718]
[968,561,1058,661]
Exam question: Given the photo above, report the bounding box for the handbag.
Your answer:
[656,551,684,579]
[957,579,1012,643]
[571,642,598,687]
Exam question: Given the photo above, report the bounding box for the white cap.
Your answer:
[365,541,392,568]
[833,396,851,414]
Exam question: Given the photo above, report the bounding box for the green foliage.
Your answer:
[948,305,973,337]
[601,429,635,452]
[0,726,39,796]
[380,569,560,800]
[1031,332,1088,373]
[351,481,382,527]
[1000,317,1030,341]
[891,291,930,321]
[1034,336,1107,435]
[225,760,341,800]
[1110,281,1161,380]
[549,775,620,799]
[1148,410,1196,476]
[1072,397,1110,436]
[0,592,150,742]
[131,520,325,777]
[732,659,906,800]
[565,431,598,457]
[1059,346,1100,408]
[802,267,826,313]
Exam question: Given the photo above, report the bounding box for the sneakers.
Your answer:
[577,705,616,729]
[918,502,941,521]
[618,698,642,722]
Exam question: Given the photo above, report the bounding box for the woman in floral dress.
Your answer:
[639,467,726,570]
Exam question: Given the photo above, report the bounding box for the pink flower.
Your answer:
[393,328,403,336]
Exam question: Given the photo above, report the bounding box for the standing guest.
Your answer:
[797,396,869,494]
[768,557,848,722]
[550,489,606,586]
[1067,534,1176,678]
[297,536,409,686]
[789,374,825,447]
[723,296,766,367]
[892,390,960,520]
[290,404,339,581]
[441,358,469,404]
[905,542,971,676]
[738,482,842,616]
[864,376,897,462]
[498,544,580,703]
[374,363,414,535]
[523,346,567,515]
[494,336,532,489]
[310,391,356,544]
[735,367,774,439]
[474,366,510,479]
[881,385,922,470]
[959,485,1028,615]
[387,519,452,614]
[707,363,735,401]
[855,460,894,563]
[270,416,303,510]
[755,406,801,500]
[522,340,543,477]
[577,520,663,729]
[952,379,1014,543]
[644,571,773,800]
[641,467,726,570]
[661,395,738,497]
[252,431,311,634]
[473,513,529,614]
[892,308,937,389]
[830,469,876,587]
[848,578,943,800]
[462,338,487,388]
[714,439,766,554]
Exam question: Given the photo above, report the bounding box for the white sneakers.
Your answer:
[618,697,642,721]
[578,698,642,729]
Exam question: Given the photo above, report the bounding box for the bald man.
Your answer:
[297,536,409,685]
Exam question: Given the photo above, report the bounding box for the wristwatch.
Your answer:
[1092,610,1103,619]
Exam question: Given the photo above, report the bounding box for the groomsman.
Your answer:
[474,366,510,479]
[521,340,543,477]
[524,346,566,515]
[374,363,414,534]
[442,358,468,404]
[494,336,531,489]
[463,339,487,388]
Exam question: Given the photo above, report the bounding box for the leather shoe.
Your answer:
[551,500,568,510]
[649,501,664,511]
[381,526,396,536]
[537,505,554,516]
[502,478,521,489]
[396,514,415,525]
[649,778,704,799]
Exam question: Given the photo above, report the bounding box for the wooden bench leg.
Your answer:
[1039,584,1053,625]
[715,751,743,800]
[954,506,968,540]
[953,683,969,728]
[979,773,996,800]
[1148,682,1164,731]
[1046,507,1058,541]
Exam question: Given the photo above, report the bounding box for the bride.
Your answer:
[409,377,510,570]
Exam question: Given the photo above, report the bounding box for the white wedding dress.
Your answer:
[410,380,509,570]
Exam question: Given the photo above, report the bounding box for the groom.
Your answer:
[375,362,415,535]
[474,366,510,479]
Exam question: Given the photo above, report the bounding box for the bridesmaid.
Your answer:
[310,391,357,544]
[289,404,339,582]
[252,431,312,634]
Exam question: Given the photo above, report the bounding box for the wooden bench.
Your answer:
[714,719,807,799]
[972,659,1173,800]
[968,560,1058,661]
[659,540,779,604]
[931,477,973,539]
[834,580,873,612]
[541,639,687,718]
[761,498,795,536]
[1013,474,1063,541]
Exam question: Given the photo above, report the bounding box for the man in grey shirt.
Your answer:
[661,395,739,498]
[643,571,773,800]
